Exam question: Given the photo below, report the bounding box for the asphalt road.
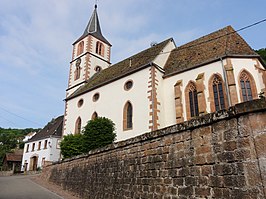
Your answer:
[0,175,63,199]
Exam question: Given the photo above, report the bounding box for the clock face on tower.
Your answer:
[76,58,81,67]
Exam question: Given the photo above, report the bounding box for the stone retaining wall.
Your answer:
[42,99,266,198]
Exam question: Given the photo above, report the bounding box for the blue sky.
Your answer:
[0,0,265,129]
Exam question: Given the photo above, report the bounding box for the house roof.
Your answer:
[164,26,259,77]
[27,115,63,142]
[5,150,23,162]
[67,38,173,100]
[73,5,111,46]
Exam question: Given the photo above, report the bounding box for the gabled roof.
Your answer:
[67,38,173,100]
[4,150,23,162]
[74,5,111,46]
[164,26,259,77]
[27,115,63,142]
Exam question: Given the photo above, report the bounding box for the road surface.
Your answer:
[0,175,63,199]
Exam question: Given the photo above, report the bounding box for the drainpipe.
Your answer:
[151,65,155,131]
[220,58,232,107]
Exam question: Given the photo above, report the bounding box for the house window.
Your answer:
[91,112,98,120]
[96,41,104,56]
[74,58,81,80]
[32,143,35,151]
[56,139,61,149]
[123,102,133,130]
[44,140,48,149]
[26,144,29,152]
[212,75,225,111]
[42,157,46,167]
[75,117,82,134]
[187,82,199,118]
[38,141,41,150]
[77,41,84,56]
[239,70,257,102]
[124,80,133,91]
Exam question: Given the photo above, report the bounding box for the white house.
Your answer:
[21,116,63,171]
[63,5,266,141]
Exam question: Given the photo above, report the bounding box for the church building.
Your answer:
[63,5,266,141]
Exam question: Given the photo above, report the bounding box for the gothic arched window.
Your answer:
[75,117,81,134]
[96,41,104,56]
[239,70,257,102]
[212,74,226,111]
[123,102,133,130]
[91,112,98,120]
[186,81,199,119]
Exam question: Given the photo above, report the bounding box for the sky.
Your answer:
[0,0,265,129]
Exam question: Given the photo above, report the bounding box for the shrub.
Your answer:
[60,134,86,159]
[83,117,116,151]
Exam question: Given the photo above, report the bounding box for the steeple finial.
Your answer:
[95,0,98,9]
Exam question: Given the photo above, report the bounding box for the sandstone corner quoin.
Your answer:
[41,99,266,199]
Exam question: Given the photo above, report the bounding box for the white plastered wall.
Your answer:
[64,67,151,141]
[161,60,225,127]
[153,40,176,67]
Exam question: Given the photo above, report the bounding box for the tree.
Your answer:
[60,134,86,159]
[83,117,116,151]
[60,117,116,159]
[256,48,266,64]
[0,132,17,167]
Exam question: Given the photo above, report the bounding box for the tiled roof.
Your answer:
[164,26,259,76]
[27,115,63,142]
[5,150,23,162]
[67,38,173,100]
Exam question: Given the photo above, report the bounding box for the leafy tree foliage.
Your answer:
[60,117,116,159]
[83,117,116,151]
[60,134,87,159]
[256,48,266,64]
[0,127,40,167]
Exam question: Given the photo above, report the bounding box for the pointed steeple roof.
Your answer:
[73,5,111,46]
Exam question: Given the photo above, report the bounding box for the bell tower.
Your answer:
[66,4,111,97]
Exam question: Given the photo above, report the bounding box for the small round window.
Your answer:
[124,80,133,91]
[93,93,100,102]
[77,99,84,107]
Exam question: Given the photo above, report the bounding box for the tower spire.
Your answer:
[73,3,111,46]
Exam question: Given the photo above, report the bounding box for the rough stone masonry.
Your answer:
[42,99,266,199]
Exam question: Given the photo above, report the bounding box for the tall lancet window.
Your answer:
[212,74,225,111]
[96,41,104,56]
[123,102,133,131]
[239,70,257,102]
[74,58,81,80]
[77,41,84,56]
[186,82,199,118]
[75,117,82,134]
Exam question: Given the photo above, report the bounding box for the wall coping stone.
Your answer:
[52,99,266,165]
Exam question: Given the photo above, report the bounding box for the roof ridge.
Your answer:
[175,25,234,51]
[113,37,173,66]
